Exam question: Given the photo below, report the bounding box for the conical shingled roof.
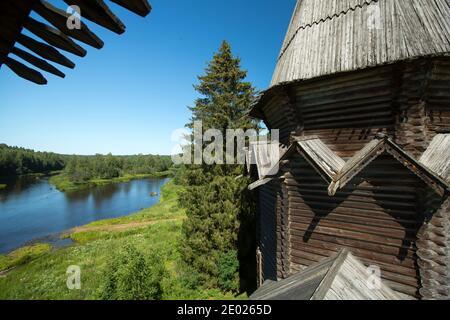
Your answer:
[271,0,450,86]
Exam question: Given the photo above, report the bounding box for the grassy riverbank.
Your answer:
[0,181,244,300]
[49,171,171,192]
[0,184,6,190]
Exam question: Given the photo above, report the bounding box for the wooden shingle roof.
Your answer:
[271,0,450,86]
[248,134,450,196]
[250,249,404,300]
[420,134,450,184]
[0,0,151,85]
[246,142,287,180]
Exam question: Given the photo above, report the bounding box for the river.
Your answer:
[0,175,169,254]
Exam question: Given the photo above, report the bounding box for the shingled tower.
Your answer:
[248,0,450,299]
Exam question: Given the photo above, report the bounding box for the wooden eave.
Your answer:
[0,0,152,85]
[249,135,450,198]
[329,135,450,197]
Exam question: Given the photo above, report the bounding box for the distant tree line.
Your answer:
[64,154,172,183]
[0,143,173,181]
[0,144,65,176]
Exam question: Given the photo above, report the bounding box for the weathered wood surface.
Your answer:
[252,249,404,300]
[17,34,75,68]
[251,0,450,301]
[420,134,450,184]
[272,0,450,86]
[0,0,151,84]
[11,47,65,78]
[24,16,86,57]
[417,197,450,300]
[33,0,104,49]
[250,134,449,198]
[63,0,125,34]
[110,0,152,17]
[4,56,47,85]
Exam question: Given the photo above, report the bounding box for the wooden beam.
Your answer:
[33,0,104,49]
[11,46,65,78]
[110,0,152,17]
[4,56,47,85]
[17,34,75,69]
[0,1,36,66]
[24,17,87,57]
[63,0,125,34]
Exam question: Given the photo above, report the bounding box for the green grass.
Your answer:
[0,184,6,190]
[0,181,243,300]
[49,171,171,192]
[0,244,52,272]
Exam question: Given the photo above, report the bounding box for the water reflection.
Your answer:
[0,176,169,253]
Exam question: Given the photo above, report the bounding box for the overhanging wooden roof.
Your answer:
[0,0,151,85]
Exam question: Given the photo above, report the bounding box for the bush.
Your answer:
[217,250,239,293]
[98,244,166,300]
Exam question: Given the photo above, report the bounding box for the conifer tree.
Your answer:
[180,41,257,292]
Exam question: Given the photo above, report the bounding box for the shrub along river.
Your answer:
[0,175,169,253]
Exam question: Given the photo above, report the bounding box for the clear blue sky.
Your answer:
[0,0,296,155]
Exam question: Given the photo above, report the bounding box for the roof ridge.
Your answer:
[278,0,380,62]
[247,136,450,197]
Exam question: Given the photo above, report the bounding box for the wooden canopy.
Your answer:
[0,0,151,84]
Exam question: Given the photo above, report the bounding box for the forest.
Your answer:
[63,153,172,183]
[0,143,172,183]
[0,143,65,176]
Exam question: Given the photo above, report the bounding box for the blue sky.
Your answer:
[0,0,296,155]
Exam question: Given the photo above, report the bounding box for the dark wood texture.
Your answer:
[1,0,151,84]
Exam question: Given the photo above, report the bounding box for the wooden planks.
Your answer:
[4,56,47,84]
[110,0,152,17]
[272,154,424,297]
[63,0,125,34]
[24,16,86,57]
[33,0,104,49]
[17,34,74,68]
[11,46,64,77]
[271,0,450,86]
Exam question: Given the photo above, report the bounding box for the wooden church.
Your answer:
[247,0,450,300]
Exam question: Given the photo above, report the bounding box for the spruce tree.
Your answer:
[180,41,257,292]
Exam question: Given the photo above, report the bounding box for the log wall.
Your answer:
[257,57,450,298]
[417,196,450,300]
[258,182,278,282]
[282,153,424,298]
[260,58,450,159]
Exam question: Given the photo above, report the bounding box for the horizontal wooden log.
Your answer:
[63,0,125,34]
[33,0,104,49]
[24,16,86,57]
[4,57,47,85]
[11,47,65,78]
[17,34,74,68]
[110,0,152,17]
[290,224,414,248]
